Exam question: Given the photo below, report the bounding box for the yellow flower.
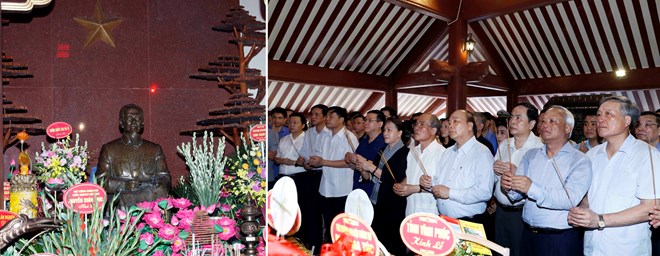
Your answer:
[257,167,262,174]
[253,159,260,165]
[241,163,249,170]
[260,181,266,188]
[256,151,262,157]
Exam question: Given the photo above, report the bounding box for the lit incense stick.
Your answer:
[551,158,573,208]
[378,152,397,183]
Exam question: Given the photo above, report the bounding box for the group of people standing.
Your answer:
[268,95,660,256]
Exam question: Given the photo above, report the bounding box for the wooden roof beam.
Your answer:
[383,0,458,21]
[464,0,571,22]
[359,92,385,114]
[391,20,448,81]
[395,71,509,92]
[515,67,660,95]
[268,59,389,91]
[399,85,506,97]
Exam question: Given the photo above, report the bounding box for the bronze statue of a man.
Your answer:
[97,104,171,208]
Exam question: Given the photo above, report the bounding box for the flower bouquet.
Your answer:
[33,134,89,189]
[220,135,266,214]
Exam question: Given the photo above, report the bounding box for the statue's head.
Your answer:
[119,104,144,135]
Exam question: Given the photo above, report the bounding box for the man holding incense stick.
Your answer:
[394,113,445,216]
[492,103,543,256]
[421,110,494,222]
[502,106,592,255]
[308,106,359,243]
[568,96,660,255]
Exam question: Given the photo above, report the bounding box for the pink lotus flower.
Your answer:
[116,209,127,220]
[157,224,178,240]
[137,222,146,230]
[136,201,156,211]
[221,204,231,212]
[170,215,180,226]
[171,198,191,209]
[217,224,237,241]
[140,232,154,245]
[144,212,164,229]
[171,236,186,252]
[217,216,236,227]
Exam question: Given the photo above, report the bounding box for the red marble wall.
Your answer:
[3,0,243,184]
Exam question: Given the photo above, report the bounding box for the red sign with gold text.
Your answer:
[250,124,267,142]
[330,213,378,255]
[0,210,18,228]
[400,213,456,256]
[46,122,73,139]
[63,183,106,214]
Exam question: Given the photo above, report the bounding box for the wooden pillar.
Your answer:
[385,85,398,112]
[506,87,519,111]
[446,19,468,115]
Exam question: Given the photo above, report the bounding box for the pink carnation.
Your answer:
[171,198,191,209]
[140,232,154,245]
[157,224,178,241]
[144,212,164,229]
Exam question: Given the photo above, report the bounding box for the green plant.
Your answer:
[177,131,228,207]
[171,175,199,207]
[21,193,152,256]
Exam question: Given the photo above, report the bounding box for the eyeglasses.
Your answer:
[638,123,658,129]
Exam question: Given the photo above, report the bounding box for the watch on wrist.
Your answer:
[597,214,606,230]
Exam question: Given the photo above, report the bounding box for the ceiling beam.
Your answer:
[515,68,660,95]
[359,92,385,114]
[469,20,514,83]
[395,71,509,92]
[391,20,448,82]
[383,0,458,21]
[399,85,506,97]
[464,0,571,22]
[268,60,389,91]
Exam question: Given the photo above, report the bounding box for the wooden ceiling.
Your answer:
[268,0,660,116]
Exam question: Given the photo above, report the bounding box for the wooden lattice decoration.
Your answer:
[186,210,215,245]
[182,5,266,146]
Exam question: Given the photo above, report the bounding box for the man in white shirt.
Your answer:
[568,96,660,255]
[295,104,329,252]
[308,106,359,243]
[502,106,592,255]
[492,103,543,256]
[393,113,445,216]
[421,110,495,222]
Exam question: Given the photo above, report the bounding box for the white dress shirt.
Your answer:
[584,135,660,255]
[277,132,306,176]
[435,136,495,218]
[507,142,592,229]
[494,134,544,206]
[405,140,446,216]
[318,128,359,198]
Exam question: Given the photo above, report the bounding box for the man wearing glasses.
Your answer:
[346,110,386,197]
[635,111,660,151]
[393,113,446,216]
